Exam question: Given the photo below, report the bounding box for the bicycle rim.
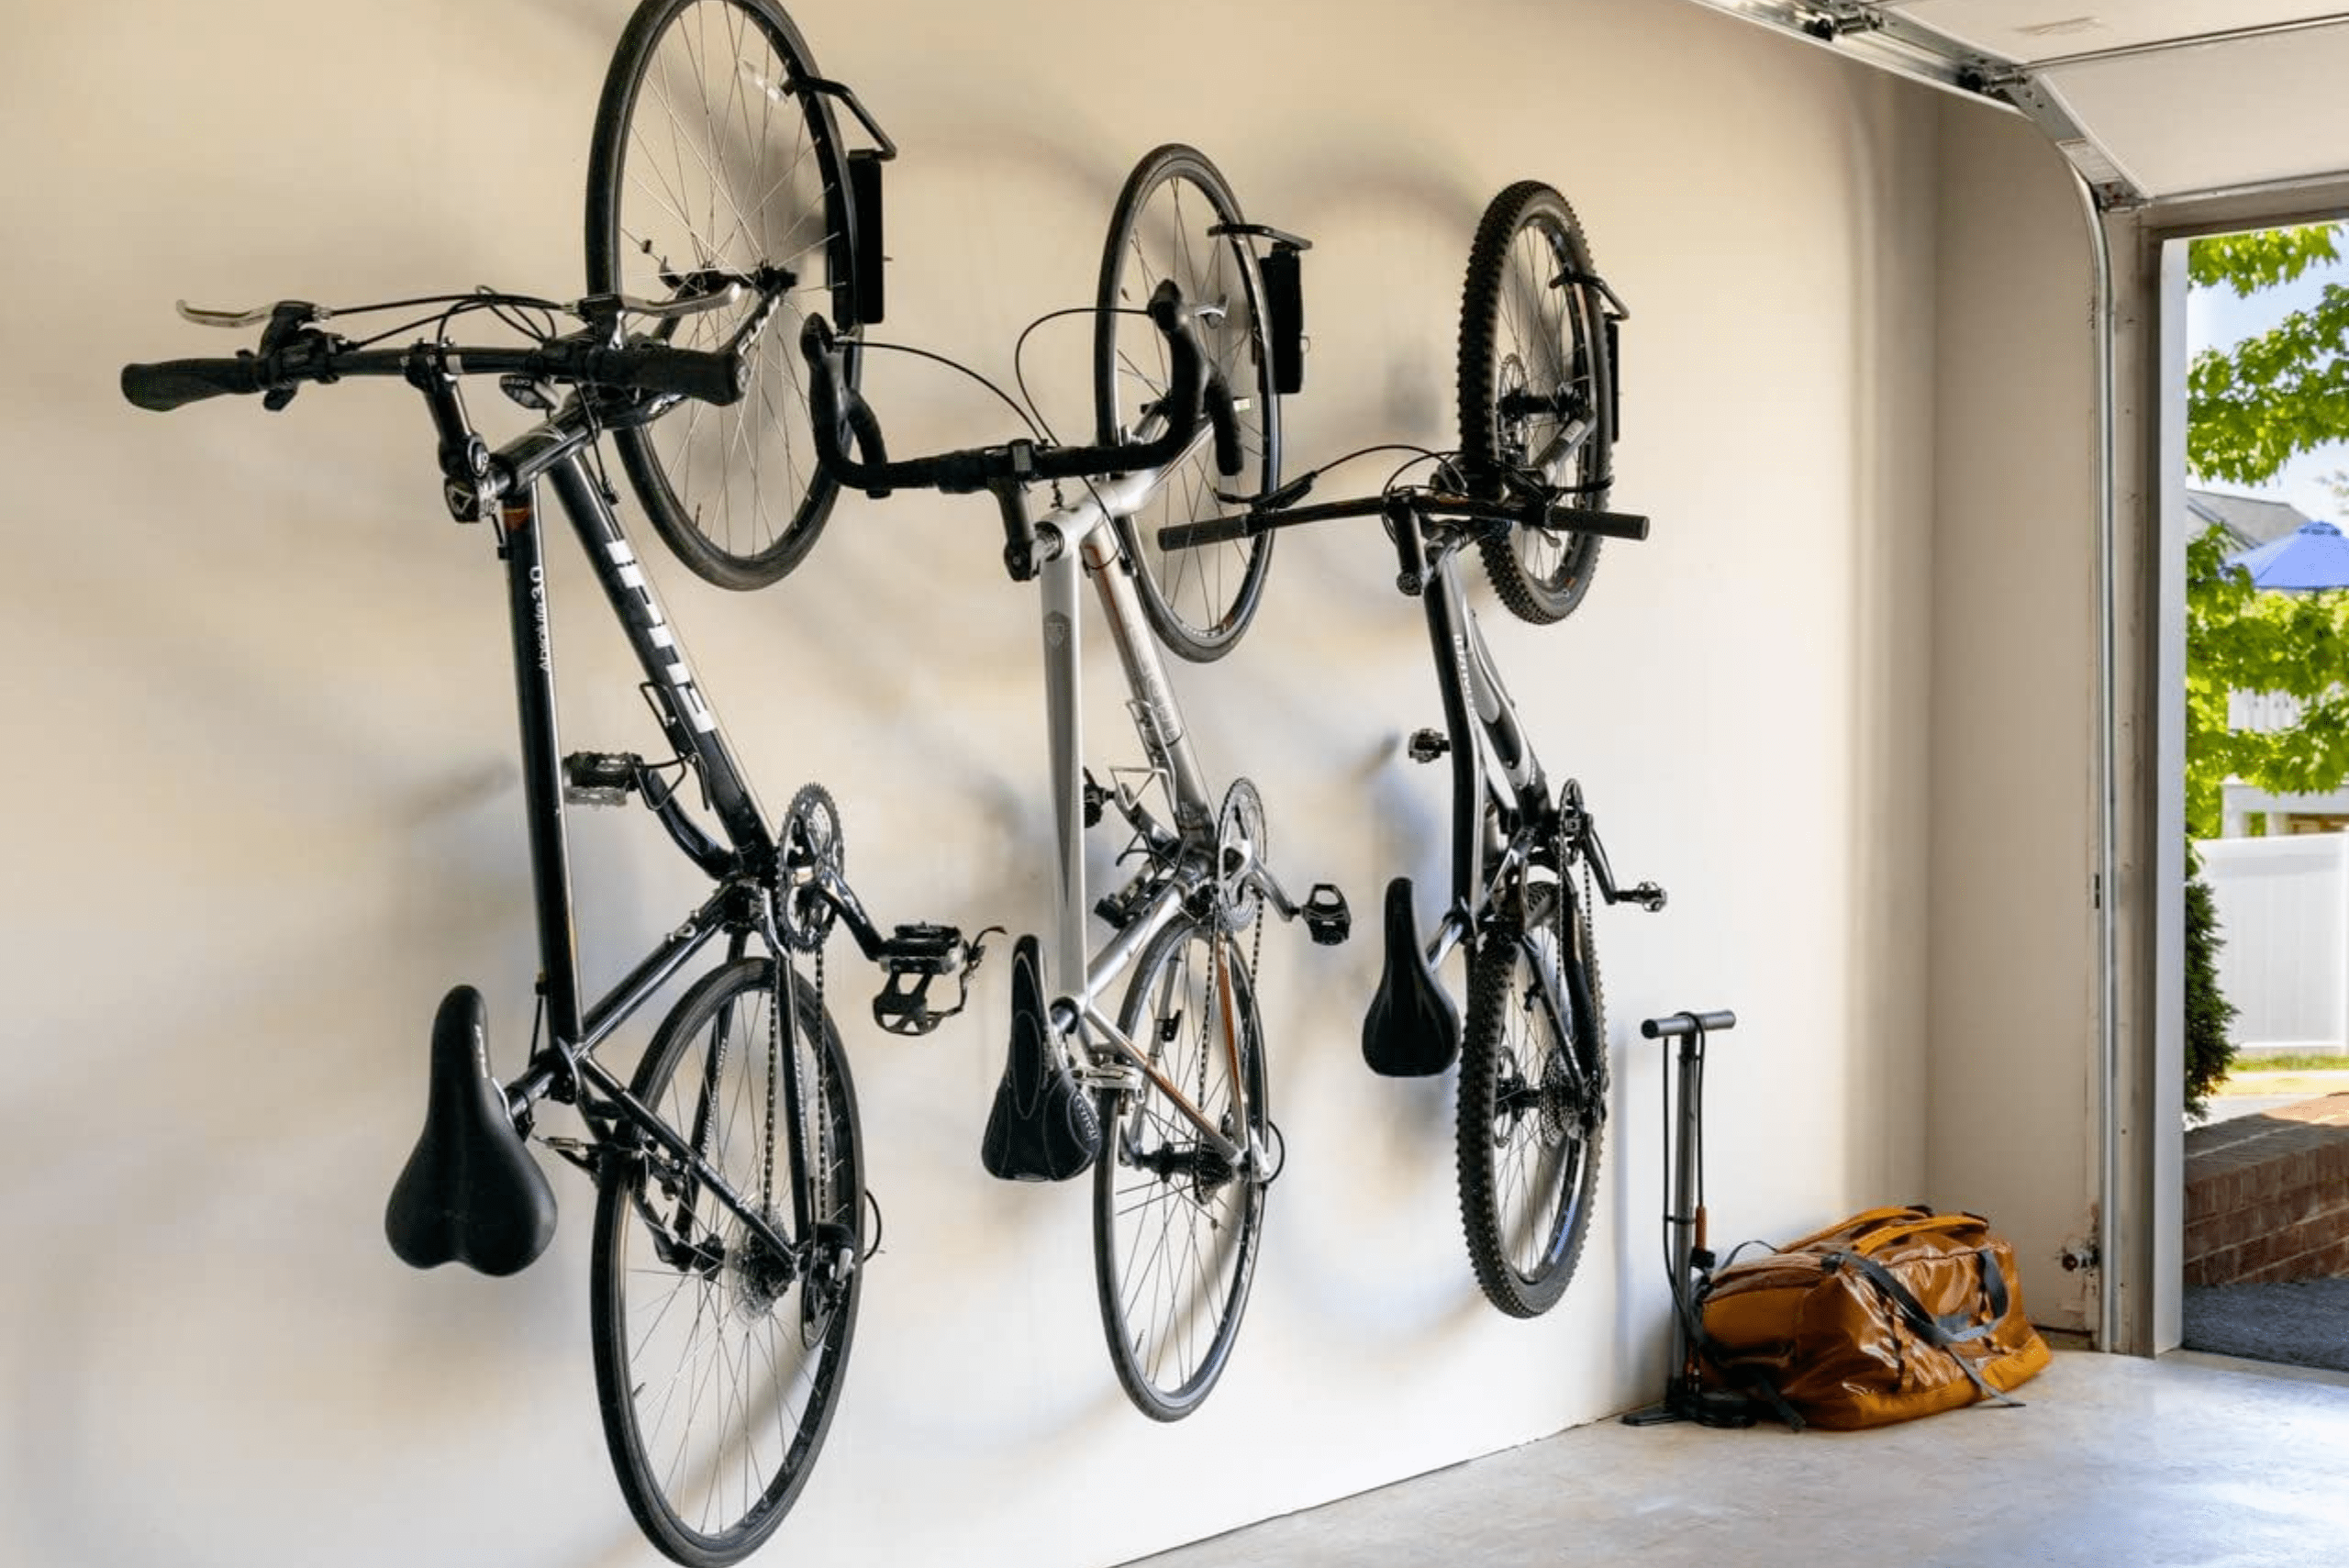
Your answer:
[586,0,854,589]
[1457,181,1613,624]
[1095,143,1278,662]
[591,958,862,1565]
[1456,883,1605,1318]
[1093,918,1268,1419]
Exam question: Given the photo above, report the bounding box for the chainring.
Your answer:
[1214,776,1267,932]
[778,782,846,953]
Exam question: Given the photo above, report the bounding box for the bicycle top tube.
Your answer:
[796,280,1242,501]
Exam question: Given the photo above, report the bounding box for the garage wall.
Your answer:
[1922,102,2104,1330]
[1,4,1946,1565]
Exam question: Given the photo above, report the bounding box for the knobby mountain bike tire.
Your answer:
[1457,181,1616,624]
[1455,876,1606,1318]
[1092,916,1269,1419]
[591,958,863,1566]
[587,0,859,590]
[1095,143,1280,662]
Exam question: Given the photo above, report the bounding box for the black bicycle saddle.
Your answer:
[384,985,558,1276]
[1362,876,1462,1076]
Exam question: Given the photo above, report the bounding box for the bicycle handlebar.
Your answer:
[797,280,1241,498]
[122,320,749,414]
[1156,487,1652,551]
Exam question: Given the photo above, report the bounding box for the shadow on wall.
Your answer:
[1835,64,1935,1206]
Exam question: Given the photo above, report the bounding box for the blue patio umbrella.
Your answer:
[2224,519,2349,591]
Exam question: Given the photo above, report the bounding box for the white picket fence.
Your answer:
[2199,833,2349,1055]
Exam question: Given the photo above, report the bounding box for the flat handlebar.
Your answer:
[797,280,1241,498]
[1157,486,1653,551]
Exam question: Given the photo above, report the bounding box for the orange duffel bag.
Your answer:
[1693,1205,2051,1430]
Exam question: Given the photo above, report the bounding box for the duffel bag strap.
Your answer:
[1780,1204,1929,1254]
[1852,1212,1988,1256]
[1826,1250,2026,1409]
[1684,1261,1809,1431]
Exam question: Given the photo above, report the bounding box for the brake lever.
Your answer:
[175,299,328,329]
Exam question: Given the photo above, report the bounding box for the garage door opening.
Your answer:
[2175,217,2349,1374]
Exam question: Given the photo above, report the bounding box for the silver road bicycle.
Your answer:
[798,266,1351,1420]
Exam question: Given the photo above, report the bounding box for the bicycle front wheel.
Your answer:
[1456,879,1605,1318]
[1093,917,1269,1419]
[591,958,862,1566]
[1096,143,1279,662]
[586,0,856,589]
[1456,181,1615,624]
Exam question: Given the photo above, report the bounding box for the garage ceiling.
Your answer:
[1682,2,2349,207]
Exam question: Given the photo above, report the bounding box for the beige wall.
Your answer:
[1923,101,2103,1331]
[3,3,1968,1565]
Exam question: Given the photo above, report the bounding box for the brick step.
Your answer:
[2184,1095,2349,1287]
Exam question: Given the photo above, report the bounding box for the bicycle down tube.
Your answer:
[1416,538,1541,972]
[495,456,766,1068]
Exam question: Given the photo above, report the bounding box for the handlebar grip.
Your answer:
[1205,375,1243,479]
[587,342,744,406]
[1642,1010,1737,1039]
[120,356,270,411]
[1533,498,1650,540]
[1158,515,1254,551]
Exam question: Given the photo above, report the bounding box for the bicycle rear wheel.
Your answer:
[1455,876,1605,1318]
[586,0,856,589]
[1093,917,1268,1419]
[1456,181,1615,624]
[1095,144,1279,662]
[591,958,862,1566]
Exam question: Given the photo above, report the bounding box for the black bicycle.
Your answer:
[1156,180,1660,1319]
[122,284,979,1567]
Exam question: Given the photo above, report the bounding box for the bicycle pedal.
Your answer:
[1630,881,1668,913]
[1407,728,1450,763]
[1301,883,1352,945]
[870,923,985,1037]
[562,751,641,807]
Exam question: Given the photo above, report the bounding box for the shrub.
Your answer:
[2184,871,2240,1118]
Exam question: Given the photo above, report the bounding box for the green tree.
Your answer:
[2188,224,2349,486]
[2185,221,2349,842]
[2184,525,2349,840]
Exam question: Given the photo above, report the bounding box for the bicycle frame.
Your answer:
[473,412,831,1253]
[1019,451,1260,1165]
[1378,495,1654,973]
[1411,518,1549,973]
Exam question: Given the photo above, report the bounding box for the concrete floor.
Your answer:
[1128,1351,2349,1567]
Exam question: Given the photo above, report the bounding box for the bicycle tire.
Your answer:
[1095,143,1279,662]
[586,0,857,590]
[1456,181,1615,624]
[591,957,862,1566]
[1092,917,1268,1419]
[1455,877,1606,1318]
